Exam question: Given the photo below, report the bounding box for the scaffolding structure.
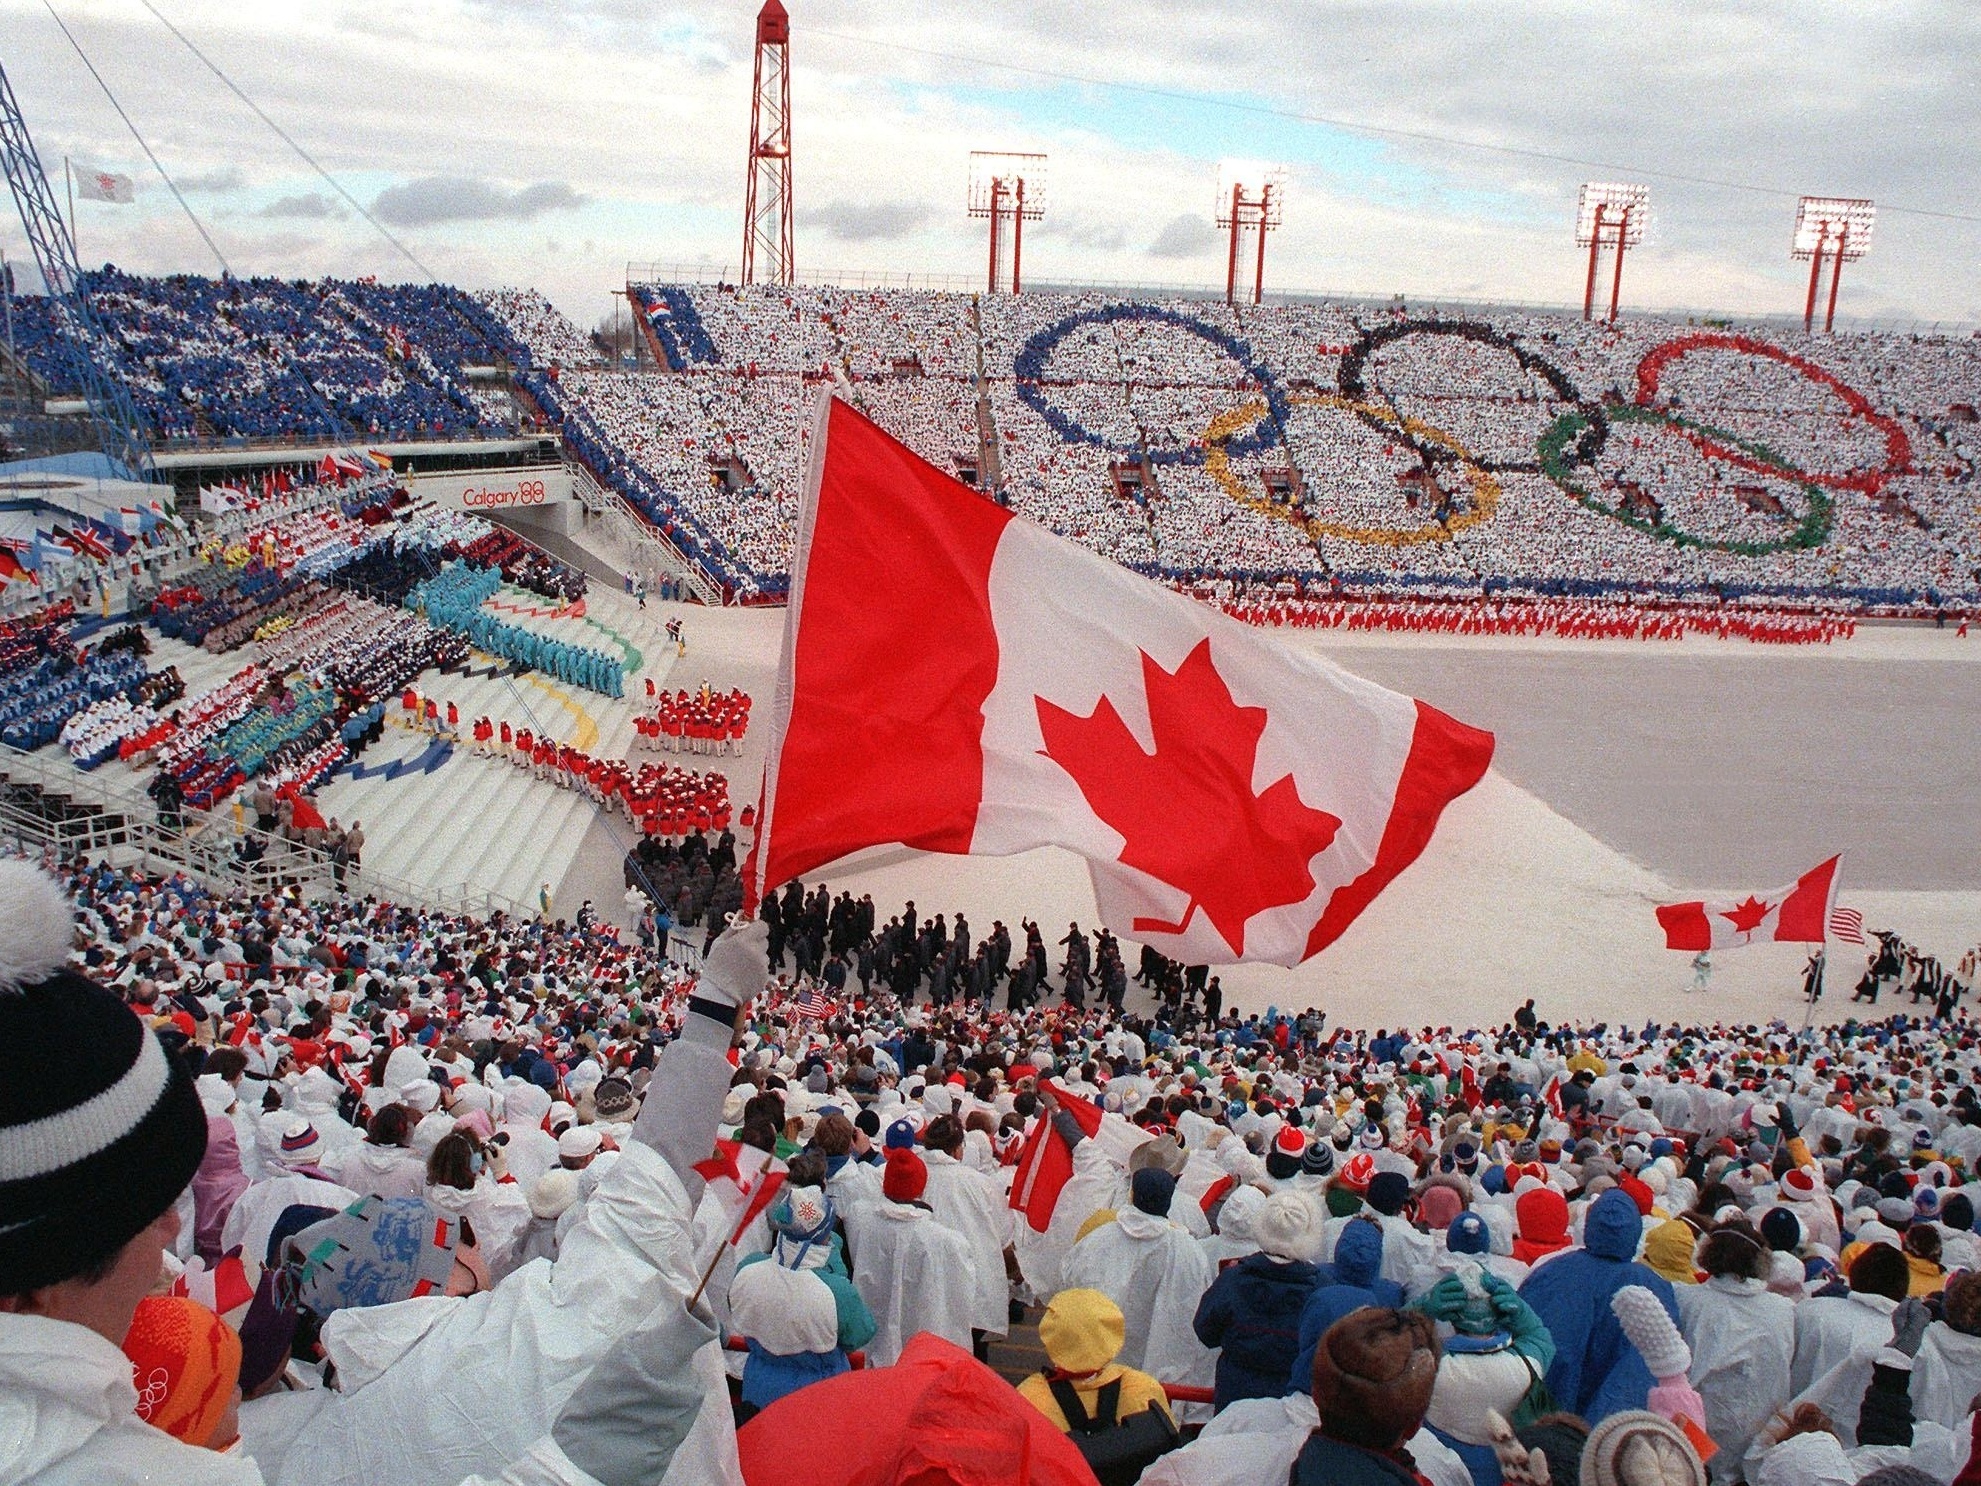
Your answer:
[1575,182,1649,323]
[740,0,794,286]
[1792,196,1875,334]
[968,152,1046,294]
[1216,161,1286,305]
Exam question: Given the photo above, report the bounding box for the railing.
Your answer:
[566,460,723,606]
[0,740,529,920]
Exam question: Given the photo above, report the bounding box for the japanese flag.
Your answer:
[1655,855,1842,951]
[72,164,135,204]
[747,393,1495,967]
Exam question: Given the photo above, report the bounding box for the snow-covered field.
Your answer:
[575,600,1980,1029]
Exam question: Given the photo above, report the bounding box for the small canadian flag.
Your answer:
[1655,855,1842,951]
[747,394,1495,967]
[692,1138,787,1246]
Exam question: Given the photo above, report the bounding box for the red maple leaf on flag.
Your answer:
[1722,895,1774,936]
[1035,638,1342,956]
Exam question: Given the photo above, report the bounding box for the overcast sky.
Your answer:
[4,0,1977,331]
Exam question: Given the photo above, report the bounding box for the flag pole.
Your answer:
[64,158,77,258]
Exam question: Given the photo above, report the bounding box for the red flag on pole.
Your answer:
[1655,855,1842,951]
[747,394,1493,966]
[1008,1082,1104,1234]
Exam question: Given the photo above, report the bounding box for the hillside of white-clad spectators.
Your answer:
[9,274,1981,617]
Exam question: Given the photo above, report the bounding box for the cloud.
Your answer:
[257,193,344,221]
[1148,212,1217,259]
[370,177,588,228]
[796,199,934,242]
[179,167,246,194]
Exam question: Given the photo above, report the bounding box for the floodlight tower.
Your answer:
[1216,161,1286,306]
[1574,182,1649,322]
[968,152,1046,294]
[1792,197,1875,334]
[741,0,794,286]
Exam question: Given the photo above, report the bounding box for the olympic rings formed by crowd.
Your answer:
[1016,303,1926,555]
[1203,394,1503,549]
[1540,404,1836,557]
[1632,332,1915,495]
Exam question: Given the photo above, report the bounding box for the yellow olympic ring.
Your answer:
[1201,393,1501,548]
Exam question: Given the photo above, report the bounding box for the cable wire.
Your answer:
[40,0,230,271]
[807,27,1981,228]
[137,0,439,281]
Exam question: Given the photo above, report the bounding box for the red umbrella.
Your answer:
[737,1333,1097,1486]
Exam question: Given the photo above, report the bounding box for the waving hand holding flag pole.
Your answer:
[744,391,1495,969]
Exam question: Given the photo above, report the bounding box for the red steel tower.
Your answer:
[741,0,794,286]
[1792,197,1875,334]
[1216,162,1286,305]
[1575,182,1649,322]
[968,152,1047,294]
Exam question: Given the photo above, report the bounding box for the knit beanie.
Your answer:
[882,1146,927,1202]
[1300,1141,1335,1180]
[1581,1410,1706,1486]
[0,861,207,1294]
[1252,1190,1319,1263]
[1266,1125,1305,1181]
[1610,1284,1707,1429]
[1448,1211,1492,1256]
[1419,1184,1464,1233]
[1943,1192,1975,1232]
[1366,1170,1411,1217]
[1311,1306,1441,1451]
[884,1119,918,1151]
[289,1196,461,1314]
[1131,1166,1177,1217]
[526,1168,580,1221]
[122,1294,241,1447]
[1758,1206,1802,1253]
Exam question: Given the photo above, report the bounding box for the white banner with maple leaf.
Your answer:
[748,392,1496,968]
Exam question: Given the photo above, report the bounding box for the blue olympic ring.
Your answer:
[1012,304,1291,466]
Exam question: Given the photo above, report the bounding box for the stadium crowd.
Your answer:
[14,270,1974,624]
[11,849,1981,1485]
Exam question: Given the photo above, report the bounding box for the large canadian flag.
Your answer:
[747,394,1496,967]
[1655,855,1842,951]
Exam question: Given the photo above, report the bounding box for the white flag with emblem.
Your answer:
[72,164,135,205]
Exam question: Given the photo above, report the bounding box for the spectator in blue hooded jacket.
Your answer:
[1193,1189,1322,1410]
[1288,1216,1405,1390]
[1517,1185,1679,1423]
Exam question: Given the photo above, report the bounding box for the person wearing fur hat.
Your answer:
[730,1184,877,1415]
[1293,1307,1444,1486]
[1063,1166,1217,1391]
[1518,1187,1681,1424]
[1193,1189,1323,1409]
[853,1145,975,1365]
[1412,1266,1556,1486]
[1672,1222,1795,1478]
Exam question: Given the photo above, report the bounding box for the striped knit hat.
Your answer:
[0,861,207,1293]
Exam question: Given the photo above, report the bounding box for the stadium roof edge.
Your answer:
[623,259,1978,337]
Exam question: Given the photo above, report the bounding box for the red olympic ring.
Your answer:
[1634,332,1911,495]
